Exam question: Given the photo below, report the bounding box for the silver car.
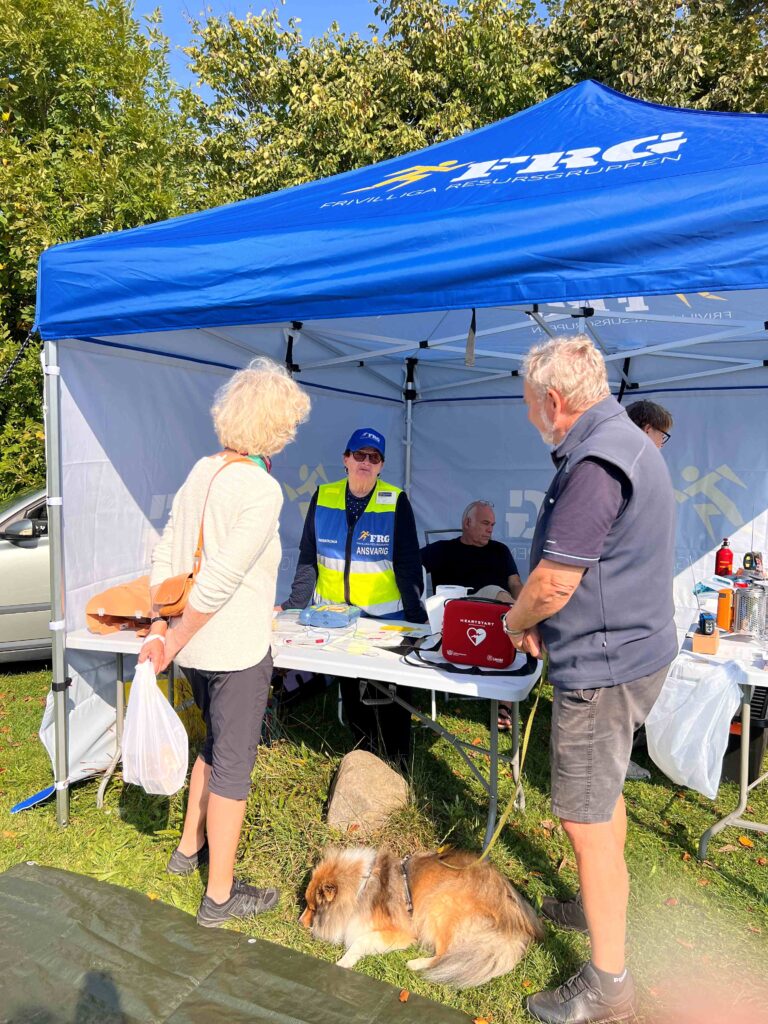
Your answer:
[0,487,50,661]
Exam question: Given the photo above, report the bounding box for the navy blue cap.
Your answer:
[346,427,385,457]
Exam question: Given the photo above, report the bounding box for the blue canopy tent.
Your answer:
[33,81,768,823]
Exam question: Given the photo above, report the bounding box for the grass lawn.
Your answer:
[1,663,767,1023]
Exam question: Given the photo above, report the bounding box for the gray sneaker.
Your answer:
[625,758,651,781]
[167,841,209,876]
[196,879,280,928]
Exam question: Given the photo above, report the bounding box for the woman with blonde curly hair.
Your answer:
[140,357,310,928]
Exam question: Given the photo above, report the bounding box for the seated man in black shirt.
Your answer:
[421,500,523,602]
[421,500,523,731]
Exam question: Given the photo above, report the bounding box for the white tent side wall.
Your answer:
[39,338,407,799]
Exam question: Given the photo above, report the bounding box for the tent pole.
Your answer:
[404,358,417,492]
[617,358,632,402]
[43,338,70,826]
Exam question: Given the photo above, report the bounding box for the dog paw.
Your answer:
[336,954,359,969]
[406,957,434,972]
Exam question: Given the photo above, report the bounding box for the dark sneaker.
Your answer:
[526,962,637,1024]
[196,879,280,928]
[167,841,209,876]
[541,891,589,934]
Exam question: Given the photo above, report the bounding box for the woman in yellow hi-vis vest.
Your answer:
[279,428,427,768]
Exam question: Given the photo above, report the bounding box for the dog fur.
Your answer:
[299,846,544,988]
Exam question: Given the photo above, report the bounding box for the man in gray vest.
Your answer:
[501,336,677,1024]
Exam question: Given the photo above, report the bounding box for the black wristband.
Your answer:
[149,616,167,625]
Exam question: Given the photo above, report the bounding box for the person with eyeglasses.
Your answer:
[625,400,672,449]
[278,427,426,768]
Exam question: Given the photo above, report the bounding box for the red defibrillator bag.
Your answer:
[441,597,515,669]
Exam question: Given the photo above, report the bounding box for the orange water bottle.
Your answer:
[715,538,733,576]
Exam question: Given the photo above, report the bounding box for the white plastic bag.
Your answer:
[646,654,744,799]
[122,661,189,795]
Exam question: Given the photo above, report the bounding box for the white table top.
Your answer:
[680,628,767,687]
[66,613,541,702]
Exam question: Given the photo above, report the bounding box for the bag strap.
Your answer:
[191,452,254,576]
[404,639,537,677]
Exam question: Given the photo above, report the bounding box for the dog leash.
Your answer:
[439,652,548,869]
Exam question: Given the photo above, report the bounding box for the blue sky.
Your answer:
[137,1,380,87]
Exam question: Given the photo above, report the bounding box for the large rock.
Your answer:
[327,750,409,834]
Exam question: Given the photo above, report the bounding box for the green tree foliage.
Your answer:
[543,0,768,110]
[180,0,547,204]
[1,0,767,500]
[0,0,196,499]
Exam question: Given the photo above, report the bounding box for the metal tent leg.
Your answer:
[44,339,70,827]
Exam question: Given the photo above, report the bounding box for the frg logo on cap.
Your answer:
[346,427,385,457]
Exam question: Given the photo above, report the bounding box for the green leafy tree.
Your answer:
[180,0,547,205]
[0,0,196,499]
[542,0,768,111]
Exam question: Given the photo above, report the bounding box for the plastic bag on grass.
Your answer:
[646,654,744,799]
[122,661,188,795]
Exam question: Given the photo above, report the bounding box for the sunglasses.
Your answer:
[659,430,671,446]
[350,450,383,464]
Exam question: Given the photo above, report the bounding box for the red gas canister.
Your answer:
[715,538,733,576]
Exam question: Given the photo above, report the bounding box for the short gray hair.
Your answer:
[522,334,610,410]
[462,500,493,524]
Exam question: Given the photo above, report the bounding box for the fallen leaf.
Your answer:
[676,791,686,800]
[147,893,159,901]
[739,836,755,848]
[748,925,762,934]
[664,897,679,907]
[2,830,16,839]
[473,1018,491,1024]
[528,870,543,877]
[398,990,410,1003]
[523,980,532,988]
[756,857,767,867]
[347,823,360,833]
[676,938,694,949]
[697,878,710,886]
[471,738,483,746]
[682,851,692,862]
[540,819,557,832]
[716,844,740,853]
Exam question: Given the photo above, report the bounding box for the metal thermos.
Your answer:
[732,584,767,636]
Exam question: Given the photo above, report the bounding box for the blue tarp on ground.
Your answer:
[34,81,768,340]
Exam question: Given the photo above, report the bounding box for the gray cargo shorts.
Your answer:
[184,651,272,801]
[550,664,670,824]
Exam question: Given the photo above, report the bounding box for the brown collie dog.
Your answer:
[299,846,544,988]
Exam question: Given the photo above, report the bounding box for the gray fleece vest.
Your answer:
[530,396,677,689]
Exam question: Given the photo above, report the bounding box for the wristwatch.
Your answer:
[149,616,168,626]
[500,611,525,639]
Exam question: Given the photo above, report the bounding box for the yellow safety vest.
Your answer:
[314,478,403,617]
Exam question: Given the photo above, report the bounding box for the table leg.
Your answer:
[97,652,125,810]
[699,684,768,859]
